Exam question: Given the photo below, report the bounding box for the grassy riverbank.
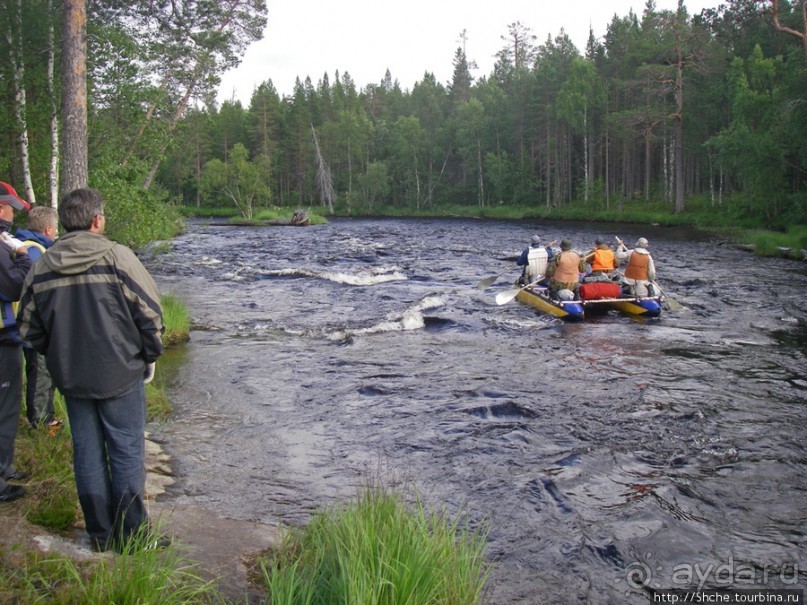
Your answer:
[2,293,489,604]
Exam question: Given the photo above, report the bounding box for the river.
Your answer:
[145,217,807,604]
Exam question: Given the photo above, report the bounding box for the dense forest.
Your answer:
[1,0,806,232]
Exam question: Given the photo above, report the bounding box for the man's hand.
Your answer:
[1,232,27,254]
[143,362,156,384]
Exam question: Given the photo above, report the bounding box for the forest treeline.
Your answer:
[1,0,806,235]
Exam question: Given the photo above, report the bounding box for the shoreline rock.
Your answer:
[143,434,283,602]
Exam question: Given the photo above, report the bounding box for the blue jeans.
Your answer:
[65,381,148,546]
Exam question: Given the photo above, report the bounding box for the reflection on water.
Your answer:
[146,218,807,604]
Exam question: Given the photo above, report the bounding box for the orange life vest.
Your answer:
[552,251,582,283]
[591,247,616,272]
[624,251,650,281]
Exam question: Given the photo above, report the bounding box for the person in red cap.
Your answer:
[0,181,32,503]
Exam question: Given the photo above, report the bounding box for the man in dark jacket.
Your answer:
[0,182,32,503]
[18,188,165,551]
[16,206,58,429]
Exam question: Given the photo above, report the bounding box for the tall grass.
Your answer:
[162,294,190,346]
[1,534,223,604]
[259,487,489,605]
[15,393,76,531]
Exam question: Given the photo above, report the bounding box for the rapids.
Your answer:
[146,217,807,604]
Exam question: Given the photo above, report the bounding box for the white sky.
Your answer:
[217,0,724,104]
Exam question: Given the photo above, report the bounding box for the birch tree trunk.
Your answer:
[47,0,60,208]
[6,0,35,204]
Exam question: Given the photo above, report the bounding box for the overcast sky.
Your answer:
[217,0,724,104]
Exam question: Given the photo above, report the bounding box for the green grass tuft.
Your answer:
[1,533,223,604]
[16,395,77,531]
[259,486,489,605]
[162,294,190,346]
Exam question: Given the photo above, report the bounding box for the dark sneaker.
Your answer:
[114,532,172,554]
[142,533,172,551]
[4,470,29,481]
[0,484,25,502]
[90,537,113,553]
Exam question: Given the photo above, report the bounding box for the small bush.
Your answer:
[91,166,184,250]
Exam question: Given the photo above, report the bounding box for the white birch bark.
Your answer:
[7,0,35,204]
[47,0,60,208]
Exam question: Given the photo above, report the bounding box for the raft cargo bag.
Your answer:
[578,281,621,301]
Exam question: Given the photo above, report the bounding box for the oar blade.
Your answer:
[476,275,498,289]
[495,289,520,305]
[665,297,685,311]
[652,281,685,312]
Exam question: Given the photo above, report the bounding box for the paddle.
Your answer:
[653,281,685,311]
[495,279,544,305]
[476,267,516,289]
[615,236,685,311]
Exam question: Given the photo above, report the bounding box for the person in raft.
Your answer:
[616,236,656,297]
[546,239,585,300]
[583,237,619,282]
[516,234,555,286]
